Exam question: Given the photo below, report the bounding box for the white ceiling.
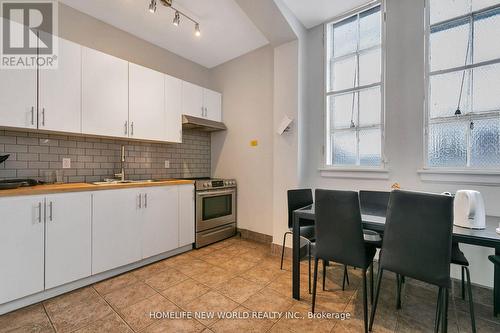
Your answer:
[59,0,269,68]
[282,0,373,29]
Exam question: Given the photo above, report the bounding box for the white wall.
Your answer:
[303,0,496,287]
[272,40,301,245]
[210,46,275,236]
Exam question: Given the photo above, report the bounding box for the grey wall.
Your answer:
[58,3,212,88]
[302,0,496,287]
[0,130,210,183]
[210,45,275,235]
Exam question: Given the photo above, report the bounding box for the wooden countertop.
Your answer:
[0,179,194,197]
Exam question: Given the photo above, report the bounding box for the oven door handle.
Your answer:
[197,190,236,196]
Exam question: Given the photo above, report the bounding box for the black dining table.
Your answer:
[292,204,500,316]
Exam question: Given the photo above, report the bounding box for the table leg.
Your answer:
[495,247,500,317]
[292,213,300,300]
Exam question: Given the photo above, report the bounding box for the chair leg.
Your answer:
[441,288,449,333]
[322,260,327,291]
[308,242,312,294]
[396,274,402,309]
[464,267,476,333]
[362,269,369,333]
[461,266,466,300]
[344,265,350,286]
[434,287,443,333]
[280,232,291,270]
[369,268,384,331]
[342,266,347,291]
[370,263,374,304]
[312,257,319,313]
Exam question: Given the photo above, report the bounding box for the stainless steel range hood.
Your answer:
[182,115,227,132]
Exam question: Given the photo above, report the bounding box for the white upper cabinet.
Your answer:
[0,69,37,129]
[181,81,222,122]
[129,63,166,141]
[45,192,92,289]
[182,81,204,118]
[165,75,183,143]
[0,196,44,304]
[203,89,222,122]
[38,36,82,134]
[82,47,129,138]
[141,186,179,259]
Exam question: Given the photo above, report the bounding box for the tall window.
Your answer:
[325,4,383,167]
[427,0,500,168]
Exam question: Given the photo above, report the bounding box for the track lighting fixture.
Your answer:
[148,0,157,13]
[149,0,201,37]
[173,11,180,26]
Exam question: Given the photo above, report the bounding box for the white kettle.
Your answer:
[453,190,486,229]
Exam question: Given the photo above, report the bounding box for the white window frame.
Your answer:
[322,0,387,175]
[423,0,500,172]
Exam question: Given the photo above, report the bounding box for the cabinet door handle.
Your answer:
[42,108,45,126]
[204,107,207,117]
[139,194,142,209]
[49,201,53,221]
[201,106,204,117]
[31,107,35,125]
[131,122,134,136]
[37,202,42,223]
[124,121,128,135]
[144,194,148,208]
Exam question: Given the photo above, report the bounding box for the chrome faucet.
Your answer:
[114,145,126,181]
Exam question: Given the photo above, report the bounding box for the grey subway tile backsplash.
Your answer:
[0,129,210,183]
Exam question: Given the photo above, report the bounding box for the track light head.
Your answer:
[195,23,201,37]
[148,0,157,13]
[173,11,180,26]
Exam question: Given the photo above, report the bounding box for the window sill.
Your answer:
[319,167,390,180]
[417,169,500,186]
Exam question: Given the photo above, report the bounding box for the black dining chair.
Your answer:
[312,189,376,333]
[359,190,390,217]
[281,189,315,292]
[369,190,454,333]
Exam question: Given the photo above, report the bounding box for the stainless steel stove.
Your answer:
[190,178,237,248]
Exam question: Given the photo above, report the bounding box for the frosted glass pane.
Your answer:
[430,70,471,118]
[473,0,500,11]
[330,93,357,129]
[473,63,500,112]
[333,131,357,165]
[430,19,470,71]
[359,87,381,126]
[359,6,381,50]
[359,129,382,166]
[333,16,357,58]
[332,55,356,91]
[471,118,500,167]
[474,8,500,63]
[430,0,471,24]
[359,48,381,86]
[428,121,467,167]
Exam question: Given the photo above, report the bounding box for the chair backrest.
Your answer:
[315,189,368,268]
[359,190,390,217]
[380,190,454,288]
[287,189,313,229]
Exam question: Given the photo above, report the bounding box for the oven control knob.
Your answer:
[203,182,209,188]
[224,181,229,186]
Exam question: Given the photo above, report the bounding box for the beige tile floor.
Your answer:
[1,237,499,333]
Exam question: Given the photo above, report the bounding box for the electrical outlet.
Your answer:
[164,160,170,169]
[62,158,71,169]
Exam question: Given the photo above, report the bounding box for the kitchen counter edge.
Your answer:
[0,180,195,197]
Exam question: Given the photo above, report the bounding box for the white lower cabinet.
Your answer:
[92,189,142,274]
[45,193,92,289]
[141,186,179,259]
[0,196,44,304]
[179,184,195,247]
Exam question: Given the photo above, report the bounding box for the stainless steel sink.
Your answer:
[90,179,161,185]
